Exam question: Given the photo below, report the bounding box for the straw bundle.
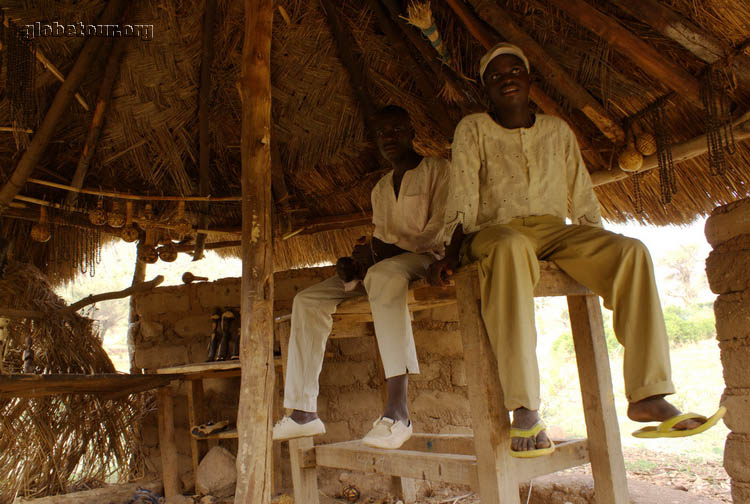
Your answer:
[0,261,146,502]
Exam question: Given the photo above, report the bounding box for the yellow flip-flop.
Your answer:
[510,421,556,458]
[632,406,726,438]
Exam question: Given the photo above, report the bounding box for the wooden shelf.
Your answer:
[0,373,178,399]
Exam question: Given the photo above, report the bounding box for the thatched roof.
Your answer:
[0,0,749,280]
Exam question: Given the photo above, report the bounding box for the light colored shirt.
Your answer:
[446,112,602,234]
[372,157,450,258]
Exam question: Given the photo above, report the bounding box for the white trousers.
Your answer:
[284,252,434,412]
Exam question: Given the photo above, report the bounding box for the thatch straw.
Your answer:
[0,262,146,501]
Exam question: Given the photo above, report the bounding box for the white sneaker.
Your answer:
[362,417,412,449]
[272,416,326,441]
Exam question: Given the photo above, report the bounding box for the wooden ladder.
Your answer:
[278,262,630,503]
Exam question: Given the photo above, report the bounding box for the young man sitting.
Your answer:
[429,43,725,458]
[273,105,449,449]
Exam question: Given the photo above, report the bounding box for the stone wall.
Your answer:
[705,197,750,503]
[132,266,472,495]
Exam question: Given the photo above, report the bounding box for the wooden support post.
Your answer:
[609,0,750,87]
[65,38,127,207]
[444,0,608,171]
[590,112,750,186]
[234,0,274,502]
[127,256,147,374]
[467,0,624,144]
[567,295,629,503]
[193,0,218,261]
[0,0,127,214]
[157,386,181,499]
[547,0,703,107]
[454,271,520,503]
[320,0,376,119]
[289,437,320,504]
[186,379,208,486]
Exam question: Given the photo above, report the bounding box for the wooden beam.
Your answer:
[547,0,703,107]
[368,0,457,136]
[193,0,218,262]
[590,111,750,186]
[234,0,274,502]
[444,0,608,170]
[65,38,127,207]
[157,387,181,499]
[467,0,624,144]
[127,257,147,374]
[320,0,376,119]
[0,0,127,214]
[12,481,162,504]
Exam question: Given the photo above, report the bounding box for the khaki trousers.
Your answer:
[284,252,434,412]
[464,215,675,411]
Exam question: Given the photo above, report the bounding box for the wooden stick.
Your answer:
[0,23,90,111]
[25,177,242,201]
[234,0,274,502]
[0,126,33,133]
[321,0,376,119]
[66,38,127,207]
[548,0,703,107]
[369,0,458,136]
[126,257,147,374]
[466,0,623,144]
[193,0,218,262]
[591,111,750,186]
[0,0,127,214]
[444,0,608,170]
[0,275,163,319]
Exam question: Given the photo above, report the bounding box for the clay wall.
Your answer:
[132,266,472,495]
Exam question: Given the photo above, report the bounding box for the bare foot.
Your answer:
[627,395,703,430]
[290,409,319,424]
[511,407,551,452]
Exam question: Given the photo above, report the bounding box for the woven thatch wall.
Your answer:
[0,0,748,280]
[0,262,146,502]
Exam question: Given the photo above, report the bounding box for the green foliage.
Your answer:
[551,306,619,359]
[663,304,715,346]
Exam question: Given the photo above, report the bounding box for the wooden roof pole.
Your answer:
[65,38,127,207]
[234,0,274,502]
[367,0,457,137]
[445,0,608,171]
[0,0,127,215]
[193,0,218,262]
[590,111,750,187]
[320,0,376,119]
[547,0,703,108]
[609,0,750,88]
[467,0,624,144]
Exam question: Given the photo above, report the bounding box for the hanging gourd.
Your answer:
[107,200,126,228]
[120,202,139,243]
[618,145,643,173]
[138,229,158,264]
[88,199,107,226]
[30,206,51,243]
[170,201,192,240]
[139,203,156,230]
[635,132,657,156]
[158,241,178,262]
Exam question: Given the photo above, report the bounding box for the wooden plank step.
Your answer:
[513,439,589,481]
[310,439,478,487]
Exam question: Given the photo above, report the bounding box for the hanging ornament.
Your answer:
[618,145,643,173]
[107,200,126,228]
[701,68,736,176]
[138,203,156,231]
[120,201,139,243]
[169,201,192,240]
[404,2,452,65]
[30,206,51,243]
[635,132,657,156]
[138,229,158,264]
[649,103,677,205]
[158,241,178,262]
[88,199,107,226]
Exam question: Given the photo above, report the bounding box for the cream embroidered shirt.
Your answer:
[447,113,602,234]
[372,157,450,258]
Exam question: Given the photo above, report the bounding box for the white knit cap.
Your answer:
[479,42,530,84]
